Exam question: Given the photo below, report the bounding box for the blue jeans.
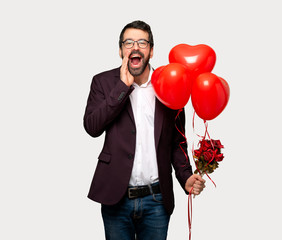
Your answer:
[101,186,170,240]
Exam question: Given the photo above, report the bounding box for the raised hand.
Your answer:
[120,54,134,87]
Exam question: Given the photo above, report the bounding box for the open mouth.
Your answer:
[129,52,143,67]
[130,56,141,66]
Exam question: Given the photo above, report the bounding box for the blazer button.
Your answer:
[131,129,136,135]
[128,154,134,160]
[118,92,125,101]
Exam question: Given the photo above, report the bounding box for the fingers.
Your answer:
[192,177,206,196]
[185,174,206,195]
[193,174,206,183]
[192,186,204,195]
[194,181,205,190]
[121,51,131,70]
[120,54,133,86]
[121,54,129,69]
[120,55,129,75]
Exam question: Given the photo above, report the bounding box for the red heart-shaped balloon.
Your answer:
[169,44,216,79]
[152,63,192,110]
[191,73,230,120]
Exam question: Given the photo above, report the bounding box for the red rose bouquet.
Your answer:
[193,139,224,177]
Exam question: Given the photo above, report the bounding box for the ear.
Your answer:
[150,47,154,59]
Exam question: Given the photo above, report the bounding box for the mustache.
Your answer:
[129,50,144,58]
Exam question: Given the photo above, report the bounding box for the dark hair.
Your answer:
[119,20,154,49]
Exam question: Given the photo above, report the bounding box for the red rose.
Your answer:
[215,153,224,162]
[194,138,225,175]
[203,151,213,162]
[213,140,224,149]
[201,140,212,151]
[194,149,202,158]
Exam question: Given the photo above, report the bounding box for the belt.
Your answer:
[127,183,161,199]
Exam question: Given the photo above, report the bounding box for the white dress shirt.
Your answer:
[129,67,159,186]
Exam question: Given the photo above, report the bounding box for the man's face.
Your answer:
[119,28,154,76]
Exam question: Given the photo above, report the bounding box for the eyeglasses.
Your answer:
[122,39,150,49]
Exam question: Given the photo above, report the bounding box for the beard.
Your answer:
[123,50,150,77]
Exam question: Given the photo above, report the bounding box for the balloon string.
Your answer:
[203,121,216,187]
[204,120,214,149]
[175,109,192,239]
[204,171,216,187]
[193,111,203,138]
[192,111,216,187]
[188,187,193,240]
[192,111,202,175]
[175,109,189,166]
[176,110,216,239]
[191,143,201,177]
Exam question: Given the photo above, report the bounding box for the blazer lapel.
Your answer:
[126,100,135,123]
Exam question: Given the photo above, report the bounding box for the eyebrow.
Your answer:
[123,38,148,42]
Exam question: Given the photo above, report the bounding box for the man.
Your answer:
[83,20,205,240]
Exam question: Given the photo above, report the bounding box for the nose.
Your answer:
[133,41,139,50]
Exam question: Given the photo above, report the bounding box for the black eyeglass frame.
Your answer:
[122,39,150,49]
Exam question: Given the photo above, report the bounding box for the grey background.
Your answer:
[1,0,281,239]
